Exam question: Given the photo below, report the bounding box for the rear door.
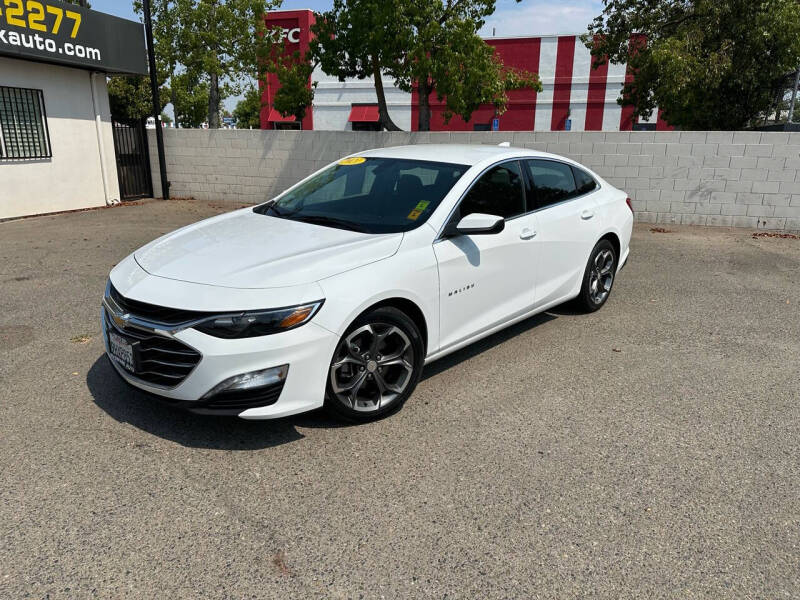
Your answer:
[524,159,603,307]
[433,160,539,351]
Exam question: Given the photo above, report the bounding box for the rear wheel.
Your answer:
[576,239,617,312]
[325,307,424,421]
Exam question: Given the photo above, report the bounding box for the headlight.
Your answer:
[193,301,324,339]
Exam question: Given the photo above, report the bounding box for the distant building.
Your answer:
[261,9,671,132]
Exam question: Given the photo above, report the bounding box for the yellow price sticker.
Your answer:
[338,157,366,165]
[407,209,423,221]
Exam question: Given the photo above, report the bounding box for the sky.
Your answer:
[92,0,604,113]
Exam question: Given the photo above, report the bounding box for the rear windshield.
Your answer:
[254,157,469,234]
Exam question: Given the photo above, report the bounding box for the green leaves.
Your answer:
[283,0,540,131]
[270,52,316,122]
[108,76,157,122]
[233,85,263,129]
[170,72,210,128]
[587,0,800,129]
[134,0,279,128]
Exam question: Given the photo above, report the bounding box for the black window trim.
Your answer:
[0,85,52,160]
[436,156,601,241]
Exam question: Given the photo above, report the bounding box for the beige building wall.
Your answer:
[0,57,120,220]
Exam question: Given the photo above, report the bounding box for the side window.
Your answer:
[525,159,577,208]
[458,162,525,220]
[572,166,598,196]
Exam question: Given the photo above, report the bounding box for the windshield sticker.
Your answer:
[338,157,366,165]
[407,201,431,220]
[414,201,430,212]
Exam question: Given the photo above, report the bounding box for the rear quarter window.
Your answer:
[572,166,598,196]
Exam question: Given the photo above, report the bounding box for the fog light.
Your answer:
[202,364,289,399]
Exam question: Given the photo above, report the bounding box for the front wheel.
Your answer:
[576,240,617,312]
[325,307,424,422]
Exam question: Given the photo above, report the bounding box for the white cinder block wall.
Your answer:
[149,129,800,231]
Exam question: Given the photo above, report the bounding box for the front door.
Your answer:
[434,161,538,351]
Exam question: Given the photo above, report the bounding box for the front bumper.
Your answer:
[101,305,338,419]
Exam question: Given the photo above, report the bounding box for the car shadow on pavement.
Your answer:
[420,311,557,381]
[86,357,353,451]
[87,310,561,450]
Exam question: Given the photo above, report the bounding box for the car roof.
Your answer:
[355,144,555,166]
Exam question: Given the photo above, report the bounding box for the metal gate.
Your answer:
[112,119,153,200]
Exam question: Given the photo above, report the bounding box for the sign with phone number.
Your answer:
[0,0,147,75]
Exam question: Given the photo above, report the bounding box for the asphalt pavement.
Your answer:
[1,200,799,599]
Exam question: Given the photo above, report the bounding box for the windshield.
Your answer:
[253,157,469,234]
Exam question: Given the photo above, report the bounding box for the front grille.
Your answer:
[109,283,213,325]
[104,310,202,387]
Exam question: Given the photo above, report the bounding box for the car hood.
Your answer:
[134,208,403,289]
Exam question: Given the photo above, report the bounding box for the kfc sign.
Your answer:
[280,27,301,44]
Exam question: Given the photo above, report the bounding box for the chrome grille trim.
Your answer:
[103,304,202,389]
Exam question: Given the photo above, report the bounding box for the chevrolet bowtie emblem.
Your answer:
[112,312,131,329]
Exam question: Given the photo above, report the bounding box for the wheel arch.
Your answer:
[354,297,429,355]
[598,230,621,261]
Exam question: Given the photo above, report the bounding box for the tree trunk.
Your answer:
[372,59,401,131]
[417,79,431,131]
[208,72,220,128]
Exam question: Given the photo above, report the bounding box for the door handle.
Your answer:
[580,209,594,220]
[519,228,537,240]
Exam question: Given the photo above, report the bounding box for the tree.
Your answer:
[132,0,186,124]
[272,0,540,131]
[169,72,210,128]
[391,0,541,130]
[107,76,161,122]
[586,0,800,129]
[270,51,317,123]
[306,0,412,130]
[178,0,278,128]
[137,0,278,128]
[233,85,263,129]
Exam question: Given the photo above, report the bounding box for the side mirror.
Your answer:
[455,213,505,235]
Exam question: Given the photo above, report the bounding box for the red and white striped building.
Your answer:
[261,9,671,132]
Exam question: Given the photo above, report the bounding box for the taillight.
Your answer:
[625,197,634,213]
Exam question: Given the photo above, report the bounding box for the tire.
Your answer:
[325,306,424,422]
[576,239,617,313]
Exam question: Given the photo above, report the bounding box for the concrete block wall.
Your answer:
[149,129,800,231]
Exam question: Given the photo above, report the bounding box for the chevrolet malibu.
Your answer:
[102,144,633,421]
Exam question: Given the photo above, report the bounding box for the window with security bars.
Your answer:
[0,87,52,160]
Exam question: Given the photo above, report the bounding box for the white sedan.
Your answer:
[102,144,633,421]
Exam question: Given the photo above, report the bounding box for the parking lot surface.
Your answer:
[1,200,799,599]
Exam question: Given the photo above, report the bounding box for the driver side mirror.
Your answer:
[454,213,505,235]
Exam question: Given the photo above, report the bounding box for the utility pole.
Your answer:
[143,0,169,199]
[787,66,800,126]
